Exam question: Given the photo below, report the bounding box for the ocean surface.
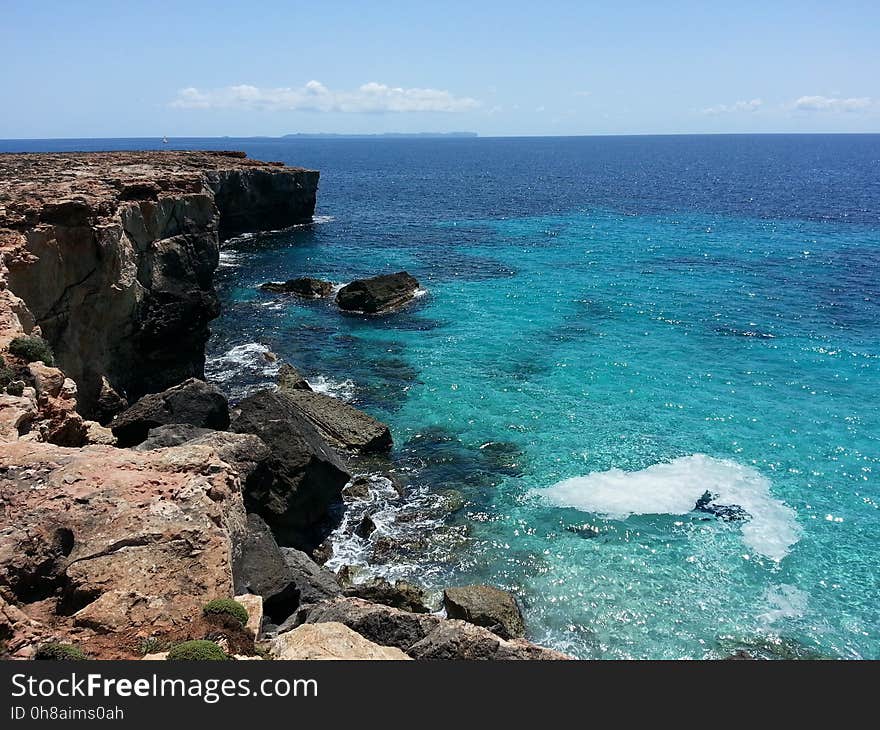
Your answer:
[4,134,879,659]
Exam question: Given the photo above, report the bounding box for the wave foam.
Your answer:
[532,454,799,561]
[308,374,357,401]
[205,342,280,384]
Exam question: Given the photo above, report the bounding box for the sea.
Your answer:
[3,134,878,659]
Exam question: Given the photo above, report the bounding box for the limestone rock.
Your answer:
[133,423,214,450]
[269,622,411,660]
[344,577,431,613]
[277,363,312,392]
[408,619,569,661]
[336,271,420,314]
[279,547,342,606]
[83,420,116,446]
[111,378,230,447]
[28,362,65,398]
[234,594,264,639]
[443,585,525,639]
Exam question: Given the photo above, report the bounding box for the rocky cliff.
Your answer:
[0,151,318,418]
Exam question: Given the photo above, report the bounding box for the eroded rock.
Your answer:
[270,622,410,660]
[336,272,420,314]
[443,585,525,639]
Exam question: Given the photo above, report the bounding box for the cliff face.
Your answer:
[0,151,318,418]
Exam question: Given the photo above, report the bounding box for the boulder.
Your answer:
[133,424,214,450]
[354,513,377,539]
[232,514,301,623]
[336,272,420,314]
[229,389,351,548]
[443,585,525,639]
[269,622,410,660]
[260,277,334,298]
[281,388,392,453]
[343,577,431,613]
[111,378,230,447]
[28,362,65,398]
[342,476,372,501]
[303,597,568,660]
[83,420,117,446]
[280,547,342,606]
[277,363,312,392]
[95,377,128,425]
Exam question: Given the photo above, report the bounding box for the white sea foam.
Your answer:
[307,374,357,401]
[532,454,800,561]
[205,342,280,385]
[217,249,243,268]
[758,584,809,624]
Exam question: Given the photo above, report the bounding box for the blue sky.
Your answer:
[2,0,878,138]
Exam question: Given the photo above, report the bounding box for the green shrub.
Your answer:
[167,640,227,661]
[139,637,172,656]
[8,336,54,366]
[34,642,87,661]
[202,598,249,626]
[0,363,15,388]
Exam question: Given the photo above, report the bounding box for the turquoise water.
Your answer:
[211,200,878,659]
[9,135,874,658]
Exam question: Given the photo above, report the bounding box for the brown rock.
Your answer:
[336,272,420,314]
[443,584,525,639]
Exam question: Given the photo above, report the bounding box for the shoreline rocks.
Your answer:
[443,585,525,639]
[336,272,420,314]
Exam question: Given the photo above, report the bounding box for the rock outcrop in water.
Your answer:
[0,151,318,416]
[336,271,420,314]
[260,277,334,298]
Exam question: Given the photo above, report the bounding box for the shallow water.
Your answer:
[6,134,878,658]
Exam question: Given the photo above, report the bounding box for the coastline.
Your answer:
[0,150,566,660]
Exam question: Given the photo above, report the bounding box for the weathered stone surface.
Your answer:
[230,389,350,548]
[303,597,567,660]
[133,423,214,450]
[270,622,410,660]
[0,151,318,415]
[0,437,250,642]
[336,272,420,314]
[344,578,431,613]
[83,420,116,446]
[111,378,230,447]
[28,362,65,398]
[443,585,525,639]
[279,547,342,606]
[281,388,393,454]
[276,363,312,392]
[260,277,333,298]
[234,593,264,639]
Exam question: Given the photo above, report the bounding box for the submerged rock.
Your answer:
[230,389,351,549]
[336,272,420,314]
[281,388,393,454]
[270,622,411,660]
[260,277,334,298]
[111,378,230,447]
[443,585,525,639]
[694,490,751,522]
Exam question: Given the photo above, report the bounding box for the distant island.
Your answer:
[282,132,478,139]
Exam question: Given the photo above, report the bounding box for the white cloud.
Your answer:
[171,81,480,113]
[702,98,763,115]
[793,95,872,112]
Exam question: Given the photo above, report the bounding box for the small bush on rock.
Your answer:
[34,642,87,661]
[202,598,249,626]
[0,362,15,388]
[8,336,54,366]
[167,640,227,661]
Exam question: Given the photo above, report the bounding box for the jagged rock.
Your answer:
[111,378,230,447]
[1,151,318,416]
[279,547,342,606]
[133,423,214,450]
[336,272,420,314]
[304,597,567,660]
[260,278,333,298]
[269,622,410,660]
[443,585,525,639]
[342,476,372,501]
[230,389,350,548]
[0,437,250,639]
[234,594,264,639]
[95,377,128,425]
[344,578,431,613]
[694,491,751,522]
[281,388,393,453]
[354,513,377,539]
[277,363,312,392]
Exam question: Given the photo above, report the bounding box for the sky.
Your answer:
[2,0,878,138]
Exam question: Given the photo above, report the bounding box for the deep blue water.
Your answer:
[4,135,879,658]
